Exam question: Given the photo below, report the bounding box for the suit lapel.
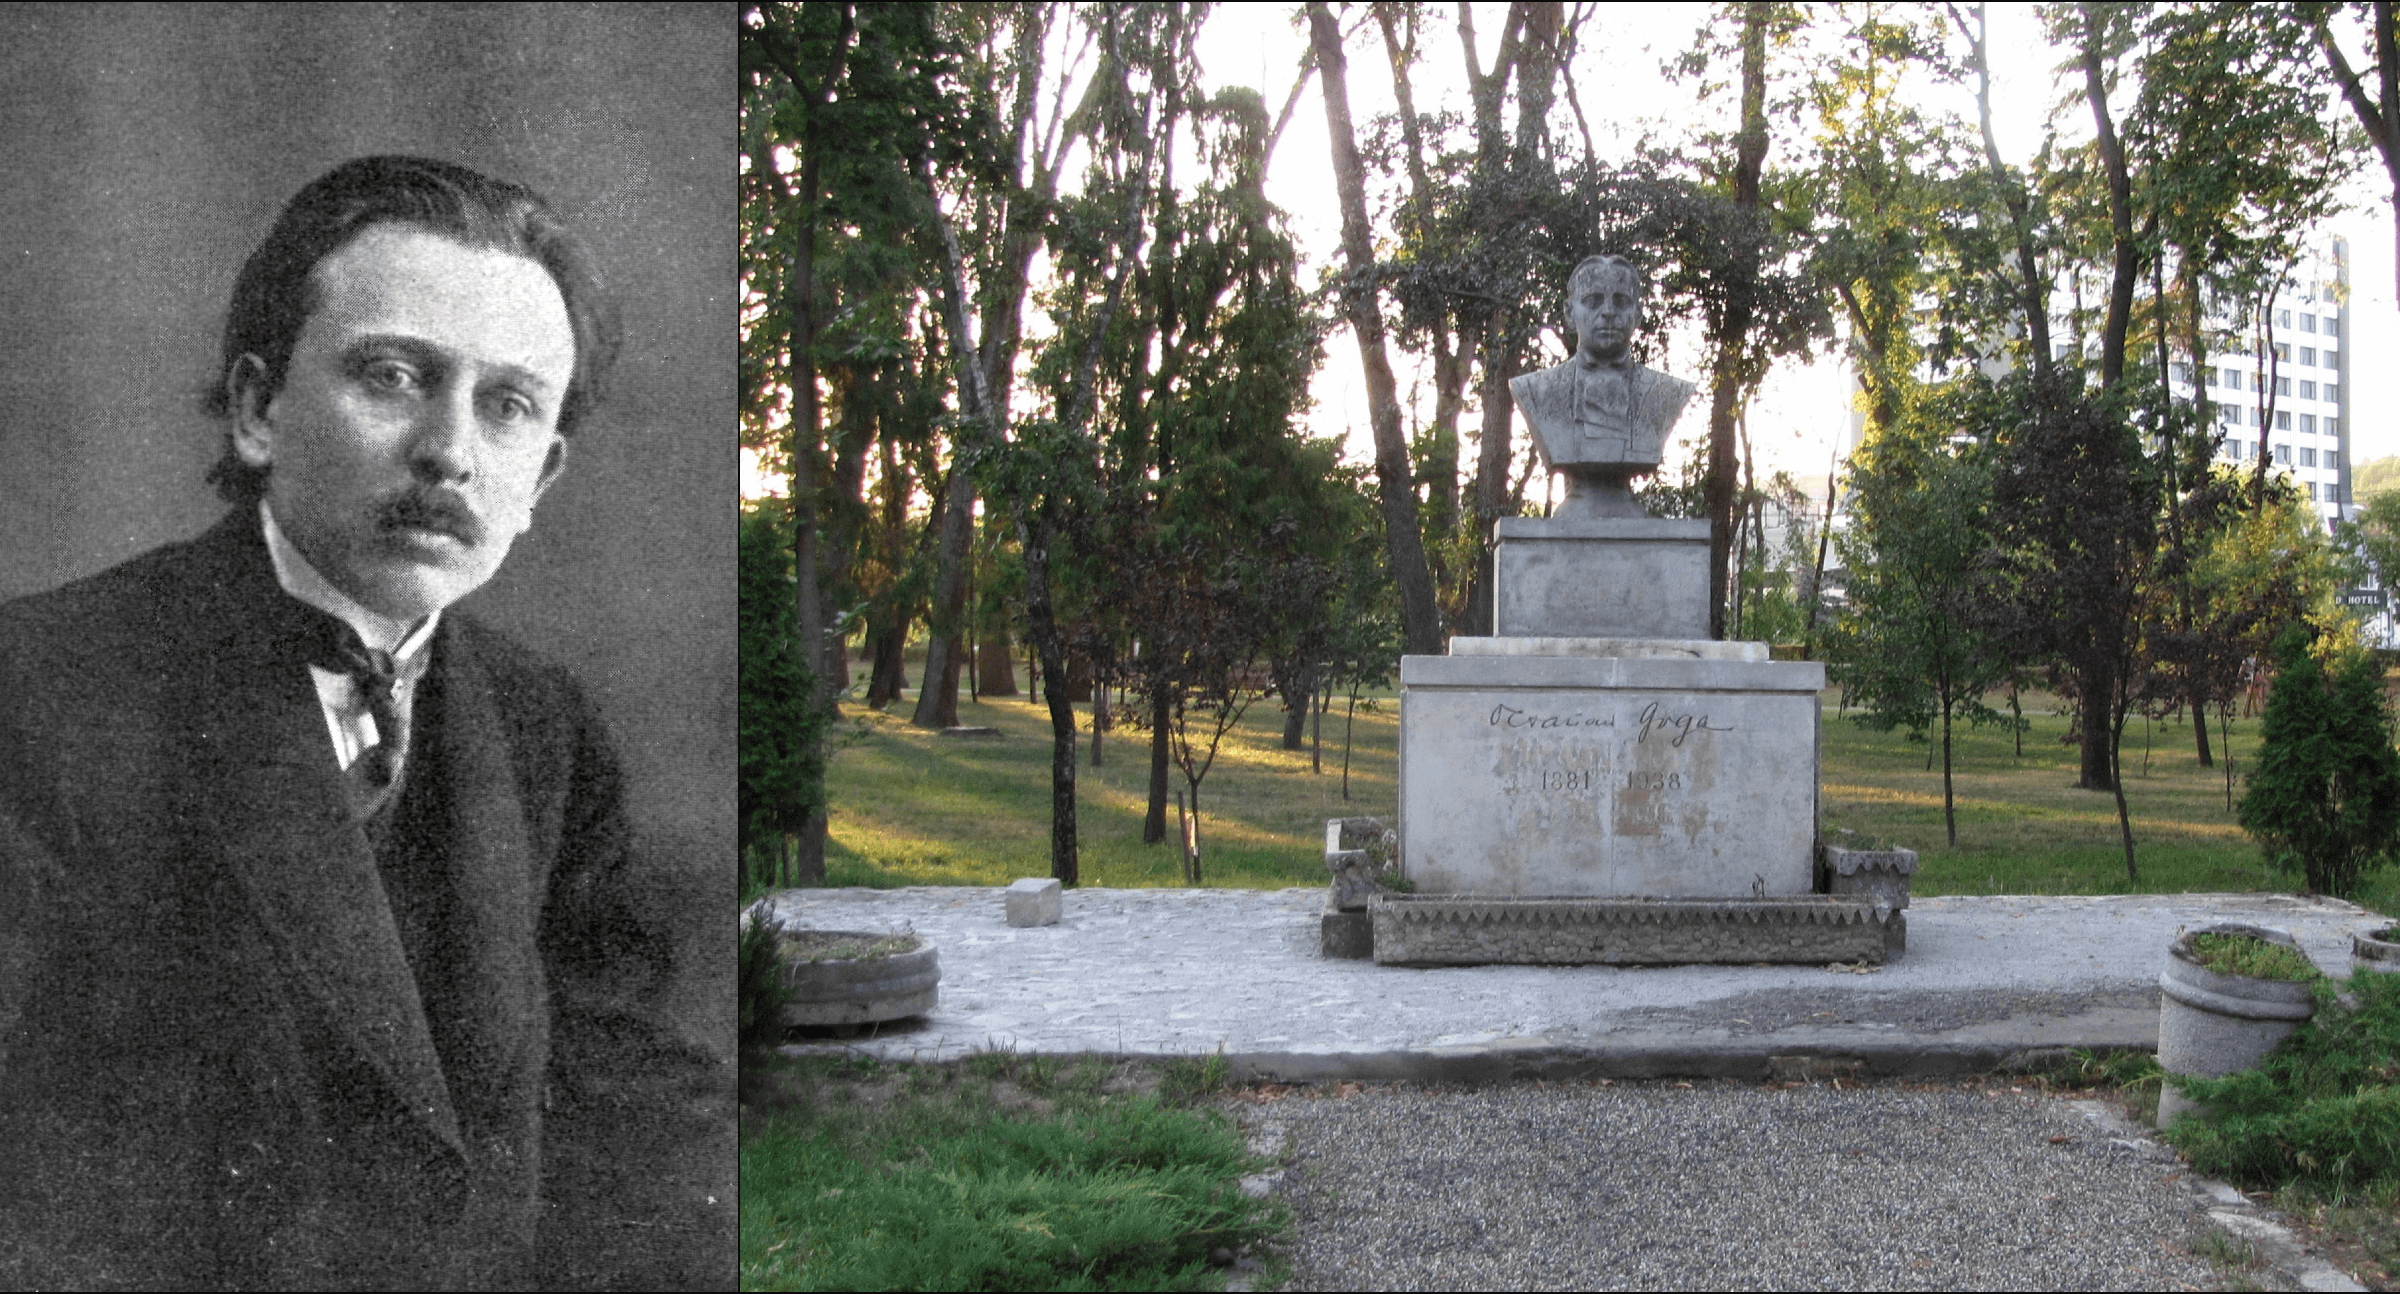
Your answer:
[416,624,543,1121]
[182,517,466,1158]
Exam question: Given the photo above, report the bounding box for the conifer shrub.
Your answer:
[2237,623,2400,899]
[739,903,792,1054]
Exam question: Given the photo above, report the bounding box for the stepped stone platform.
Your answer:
[764,886,2374,1083]
[1371,894,1903,967]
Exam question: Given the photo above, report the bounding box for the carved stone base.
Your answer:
[1370,894,1902,967]
[1821,844,1918,910]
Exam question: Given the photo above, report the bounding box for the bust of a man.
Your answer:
[1509,254,1696,519]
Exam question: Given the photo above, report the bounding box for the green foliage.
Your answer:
[2338,490,2400,596]
[2238,623,2400,898]
[740,1056,1282,1290]
[2353,456,2400,502]
[2186,932,2322,982]
[739,905,793,1054]
[2168,971,2400,1198]
[1158,1051,1232,1107]
[742,503,830,884]
[1833,430,2006,739]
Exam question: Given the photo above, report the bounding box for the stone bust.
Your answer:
[1509,254,1696,519]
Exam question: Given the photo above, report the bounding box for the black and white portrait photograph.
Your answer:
[0,6,735,1289]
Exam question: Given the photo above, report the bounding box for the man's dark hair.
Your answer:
[205,155,622,505]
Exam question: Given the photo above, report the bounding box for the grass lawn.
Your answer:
[739,1050,1283,1291]
[818,679,1394,890]
[1818,689,2400,915]
[810,664,2398,915]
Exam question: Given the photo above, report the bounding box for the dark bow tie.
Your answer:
[315,619,428,789]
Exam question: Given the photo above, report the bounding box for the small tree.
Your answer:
[740,503,829,891]
[2238,623,2400,899]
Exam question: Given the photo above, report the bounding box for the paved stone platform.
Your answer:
[761,886,2375,1082]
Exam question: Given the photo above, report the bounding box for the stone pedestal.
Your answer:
[1397,646,1823,898]
[1492,516,1709,639]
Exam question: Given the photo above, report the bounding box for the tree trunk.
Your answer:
[1941,694,1956,847]
[2079,666,2115,791]
[1023,515,1078,887]
[933,641,963,728]
[2110,693,2137,883]
[1091,683,1107,769]
[1273,654,1315,751]
[1308,1,1443,657]
[911,461,976,727]
[1145,689,1172,845]
[2080,7,2138,389]
[1707,2,1770,641]
[1312,678,1327,774]
[979,627,1018,695]
[867,627,906,709]
[1460,332,1518,637]
[2191,684,2213,767]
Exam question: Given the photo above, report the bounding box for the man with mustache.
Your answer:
[0,157,717,1289]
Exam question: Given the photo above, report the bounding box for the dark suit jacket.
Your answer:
[0,511,727,1291]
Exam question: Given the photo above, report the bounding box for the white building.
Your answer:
[2179,237,2353,531]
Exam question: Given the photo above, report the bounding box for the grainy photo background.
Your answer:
[0,2,733,1022]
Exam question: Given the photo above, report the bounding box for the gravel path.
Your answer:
[1236,1080,2235,1291]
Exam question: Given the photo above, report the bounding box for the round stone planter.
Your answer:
[2156,922,2315,1127]
[2352,926,2400,977]
[778,931,940,1028]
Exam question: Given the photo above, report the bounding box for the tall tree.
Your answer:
[1309,1,1445,657]
[2310,1,2399,301]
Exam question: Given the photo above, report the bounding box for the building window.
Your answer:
[2217,402,2236,424]
[2309,481,2320,501]
[2302,414,2317,435]
[2275,342,2293,362]
[2302,314,2318,333]
[2327,349,2340,370]
[2254,371,2266,392]
[2325,317,2341,339]
[2221,366,2239,386]
[2301,346,2317,366]
[2278,308,2293,327]
[2328,417,2340,438]
[2301,447,2317,467]
[2277,410,2293,430]
[2327,383,2340,403]
[2300,380,2317,400]
[2276,443,2291,463]
[2277,376,2292,397]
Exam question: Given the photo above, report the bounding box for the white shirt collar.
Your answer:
[259,501,440,660]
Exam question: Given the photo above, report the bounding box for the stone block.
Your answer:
[1492,517,1709,638]
[1821,843,1918,909]
[1005,877,1061,927]
[1369,895,1899,966]
[1397,653,1825,897]
[1324,816,1398,911]
[1321,908,1374,959]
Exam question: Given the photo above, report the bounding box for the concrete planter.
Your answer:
[778,931,940,1027]
[1820,844,1917,910]
[2156,923,2315,1126]
[2352,926,2400,977]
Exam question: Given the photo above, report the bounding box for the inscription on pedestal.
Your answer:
[1398,657,1821,899]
